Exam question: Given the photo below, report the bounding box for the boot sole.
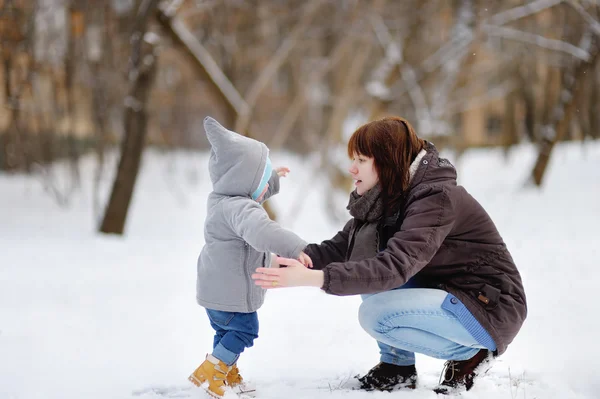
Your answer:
[188,374,203,387]
[188,375,226,398]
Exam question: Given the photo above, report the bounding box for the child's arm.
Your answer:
[260,167,289,202]
[225,198,307,259]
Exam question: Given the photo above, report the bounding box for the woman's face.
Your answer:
[349,153,379,195]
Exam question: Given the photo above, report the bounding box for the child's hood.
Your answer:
[204,116,269,197]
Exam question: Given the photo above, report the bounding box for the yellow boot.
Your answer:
[227,364,256,394]
[188,354,232,397]
[226,363,244,387]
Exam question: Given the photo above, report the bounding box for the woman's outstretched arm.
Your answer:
[253,186,456,295]
[253,257,324,288]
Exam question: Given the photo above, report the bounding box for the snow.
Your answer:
[1,140,600,399]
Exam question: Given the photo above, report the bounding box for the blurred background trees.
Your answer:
[1,0,599,233]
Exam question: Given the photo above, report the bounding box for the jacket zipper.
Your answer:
[347,220,361,258]
[243,242,252,311]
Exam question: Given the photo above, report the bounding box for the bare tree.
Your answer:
[5,0,600,229]
[233,0,325,135]
[99,0,160,234]
[0,0,35,171]
[157,2,246,127]
[532,33,600,185]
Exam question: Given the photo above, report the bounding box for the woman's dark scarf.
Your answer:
[346,184,384,261]
[344,148,428,262]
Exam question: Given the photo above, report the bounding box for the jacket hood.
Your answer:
[204,116,269,197]
[409,141,458,189]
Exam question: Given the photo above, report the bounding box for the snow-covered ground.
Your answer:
[1,140,599,399]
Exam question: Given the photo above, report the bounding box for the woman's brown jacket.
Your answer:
[305,143,527,355]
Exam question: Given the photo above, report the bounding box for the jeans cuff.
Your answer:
[380,353,415,366]
[448,347,481,362]
[212,343,239,366]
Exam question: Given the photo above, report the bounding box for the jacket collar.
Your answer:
[409,148,428,184]
[408,141,457,190]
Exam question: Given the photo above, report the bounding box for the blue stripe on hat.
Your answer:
[251,157,272,200]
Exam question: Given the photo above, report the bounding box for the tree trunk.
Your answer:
[64,1,85,188]
[519,69,537,142]
[1,57,14,170]
[577,64,593,140]
[99,0,159,234]
[531,38,599,186]
[502,90,518,154]
[590,60,600,139]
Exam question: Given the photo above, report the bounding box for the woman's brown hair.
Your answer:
[347,116,425,213]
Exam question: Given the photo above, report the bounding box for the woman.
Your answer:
[252,116,527,394]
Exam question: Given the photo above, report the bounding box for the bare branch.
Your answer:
[366,12,403,101]
[369,13,396,54]
[566,0,600,37]
[531,30,599,185]
[157,6,248,115]
[483,24,591,61]
[322,0,387,146]
[402,65,434,135]
[162,0,185,17]
[234,0,325,134]
[270,35,354,150]
[422,28,473,73]
[431,0,475,126]
[177,0,222,19]
[487,0,564,26]
[446,80,517,115]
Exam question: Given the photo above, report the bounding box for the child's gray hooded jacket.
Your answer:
[197,117,307,313]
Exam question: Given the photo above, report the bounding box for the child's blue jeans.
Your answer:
[206,309,259,366]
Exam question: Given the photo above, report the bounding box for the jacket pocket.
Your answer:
[475,284,501,310]
[206,309,236,326]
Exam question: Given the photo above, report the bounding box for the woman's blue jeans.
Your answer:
[359,288,486,366]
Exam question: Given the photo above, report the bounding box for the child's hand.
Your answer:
[276,167,290,177]
[298,251,313,268]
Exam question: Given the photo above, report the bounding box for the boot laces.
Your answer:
[439,360,459,385]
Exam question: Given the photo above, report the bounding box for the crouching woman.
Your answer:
[252,116,527,394]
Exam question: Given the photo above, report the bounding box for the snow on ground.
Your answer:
[1,140,599,399]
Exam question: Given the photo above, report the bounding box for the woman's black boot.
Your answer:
[357,362,417,391]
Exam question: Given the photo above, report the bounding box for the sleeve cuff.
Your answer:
[269,170,280,193]
[322,267,332,292]
[290,240,308,258]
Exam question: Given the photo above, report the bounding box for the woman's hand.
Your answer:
[276,167,290,177]
[252,257,324,289]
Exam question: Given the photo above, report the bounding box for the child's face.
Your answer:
[255,183,270,202]
[349,152,378,195]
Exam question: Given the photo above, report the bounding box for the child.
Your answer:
[188,117,312,397]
